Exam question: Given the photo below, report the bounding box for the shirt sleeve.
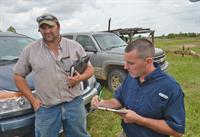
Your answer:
[13,46,32,77]
[113,75,130,106]
[164,87,185,133]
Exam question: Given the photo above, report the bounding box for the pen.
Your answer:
[98,90,103,100]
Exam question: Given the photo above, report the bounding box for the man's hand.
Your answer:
[68,64,94,88]
[119,109,184,137]
[119,109,143,124]
[14,73,43,112]
[68,71,81,88]
[31,98,43,112]
[91,95,101,109]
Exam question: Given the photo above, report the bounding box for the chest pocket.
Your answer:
[31,53,51,72]
[139,91,169,118]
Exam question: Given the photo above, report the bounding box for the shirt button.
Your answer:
[136,99,139,102]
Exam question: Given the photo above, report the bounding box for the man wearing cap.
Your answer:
[13,13,93,137]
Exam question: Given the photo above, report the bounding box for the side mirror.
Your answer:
[85,46,98,53]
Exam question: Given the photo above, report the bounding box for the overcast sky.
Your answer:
[0,0,200,39]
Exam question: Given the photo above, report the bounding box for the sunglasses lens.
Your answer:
[36,15,56,23]
[44,15,54,20]
[36,16,43,23]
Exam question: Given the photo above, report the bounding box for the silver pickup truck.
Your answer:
[62,31,168,91]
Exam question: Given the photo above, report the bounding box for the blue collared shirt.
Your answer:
[114,66,185,137]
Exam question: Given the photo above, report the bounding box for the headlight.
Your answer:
[0,90,33,119]
[87,75,96,87]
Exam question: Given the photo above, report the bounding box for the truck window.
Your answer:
[63,35,73,39]
[76,35,96,51]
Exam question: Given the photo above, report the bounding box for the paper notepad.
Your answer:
[98,107,127,114]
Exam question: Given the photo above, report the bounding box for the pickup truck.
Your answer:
[62,31,168,91]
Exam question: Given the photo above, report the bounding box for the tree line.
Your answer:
[158,32,200,38]
[1,26,199,39]
[0,26,17,33]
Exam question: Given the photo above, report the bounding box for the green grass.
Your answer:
[86,37,200,137]
[155,37,200,48]
[166,54,200,137]
[87,87,122,137]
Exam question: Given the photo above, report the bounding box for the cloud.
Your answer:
[61,18,82,33]
[0,0,96,38]
[0,0,200,38]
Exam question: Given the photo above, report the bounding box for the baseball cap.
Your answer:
[36,13,59,27]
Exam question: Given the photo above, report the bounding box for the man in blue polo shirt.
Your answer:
[91,39,185,137]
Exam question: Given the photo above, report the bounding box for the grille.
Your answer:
[80,80,89,91]
[154,53,166,66]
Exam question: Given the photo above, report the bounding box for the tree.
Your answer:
[167,33,176,38]
[7,26,16,33]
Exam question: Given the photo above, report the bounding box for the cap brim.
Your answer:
[39,20,56,27]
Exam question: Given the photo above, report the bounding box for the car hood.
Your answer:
[104,47,125,54]
[0,63,34,92]
[104,47,164,56]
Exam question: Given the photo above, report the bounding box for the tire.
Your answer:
[107,69,127,91]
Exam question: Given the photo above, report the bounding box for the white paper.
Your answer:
[98,107,127,114]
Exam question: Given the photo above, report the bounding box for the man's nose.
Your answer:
[45,28,52,33]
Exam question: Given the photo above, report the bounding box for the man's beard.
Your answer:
[44,34,54,42]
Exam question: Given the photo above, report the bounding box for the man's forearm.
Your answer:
[138,117,183,137]
[99,98,122,109]
[80,65,94,81]
[14,74,36,104]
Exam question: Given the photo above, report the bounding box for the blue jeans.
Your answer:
[35,96,90,137]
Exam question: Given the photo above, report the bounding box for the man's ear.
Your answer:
[145,57,153,65]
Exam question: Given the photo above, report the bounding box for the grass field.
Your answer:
[87,37,200,137]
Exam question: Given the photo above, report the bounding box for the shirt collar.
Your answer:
[135,63,162,84]
[42,37,63,60]
[42,37,62,50]
[144,62,162,82]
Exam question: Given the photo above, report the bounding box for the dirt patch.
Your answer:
[181,44,200,48]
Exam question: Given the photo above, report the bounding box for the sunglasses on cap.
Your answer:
[36,15,58,23]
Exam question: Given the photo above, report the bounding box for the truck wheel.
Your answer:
[108,69,127,91]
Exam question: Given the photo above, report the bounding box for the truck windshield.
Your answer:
[93,33,127,50]
[0,37,33,61]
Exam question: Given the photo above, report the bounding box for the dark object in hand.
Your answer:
[70,55,90,76]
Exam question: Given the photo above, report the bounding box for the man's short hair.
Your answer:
[125,38,155,59]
